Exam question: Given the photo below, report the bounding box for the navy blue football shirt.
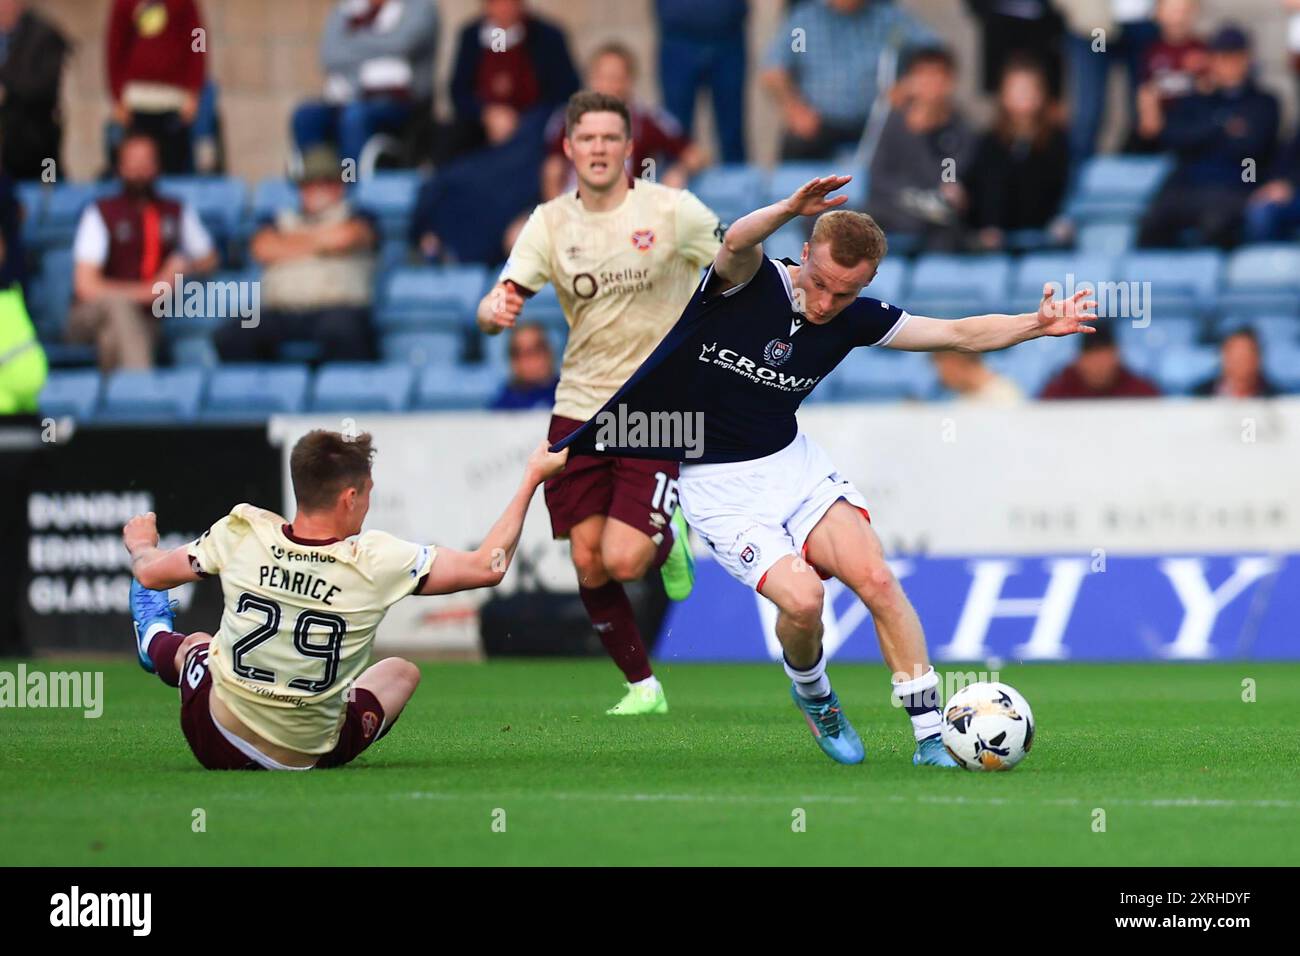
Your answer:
[552,256,910,464]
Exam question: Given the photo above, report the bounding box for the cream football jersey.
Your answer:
[186,504,435,754]
[500,179,722,420]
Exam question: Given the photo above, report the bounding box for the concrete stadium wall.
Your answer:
[38,0,1299,183]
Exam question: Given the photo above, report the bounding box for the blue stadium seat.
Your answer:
[1219,245,1300,314]
[986,334,1080,396]
[100,368,206,421]
[764,220,808,261]
[1154,346,1219,395]
[689,165,767,223]
[170,334,219,367]
[38,370,101,419]
[833,348,936,401]
[480,324,568,369]
[864,256,908,305]
[1076,220,1137,255]
[1013,252,1118,312]
[157,175,248,246]
[380,330,466,366]
[376,264,488,331]
[204,364,310,419]
[16,181,47,246]
[311,362,414,412]
[767,162,867,210]
[910,254,1011,312]
[412,364,503,410]
[356,171,422,242]
[1119,250,1222,321]
[1066,154,1171,219]
[28,247,75,336]
[1263,344,1300,392]
[1216,314,1300,350]
[517,281,567,328]
[250,178,298,224]
[35,182,113,248]
[1116,315,1202,359]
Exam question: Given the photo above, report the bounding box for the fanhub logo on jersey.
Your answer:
[699,342,820,392]
[593,403,704,459]
[270,545,337,563]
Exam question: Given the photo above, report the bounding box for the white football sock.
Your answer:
[631,675,660,692]
[893,666,942,742]
[784,650,831,700]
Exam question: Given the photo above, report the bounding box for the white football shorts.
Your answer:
[678,432,870,591]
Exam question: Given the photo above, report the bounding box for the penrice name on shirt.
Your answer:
[698,342,821,392]
[258,565,342,605]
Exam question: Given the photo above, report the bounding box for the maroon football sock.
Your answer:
[147,630,187,687]
[579,581,653,683]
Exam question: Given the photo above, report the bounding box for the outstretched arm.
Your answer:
[885,284,1098,353]
[417,442,568,595]
[711,175,852,292]
[123,513,203,590]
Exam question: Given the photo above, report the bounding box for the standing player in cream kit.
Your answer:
[122,429,566,771]
[476,91,724,716]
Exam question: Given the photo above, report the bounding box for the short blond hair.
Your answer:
[810,210,887,268]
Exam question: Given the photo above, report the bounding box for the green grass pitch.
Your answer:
[2,659,1297,866]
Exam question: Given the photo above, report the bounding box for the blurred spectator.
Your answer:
[0,0,70,181]
[1040,325,1161,398]
[866,47,975,251]
[216,147,376,363]
[445,0,579,160]
[1244,125,1300,242]
[963,0,1064,97]
[68,132,217,371]
[540,43,706,201]
[293,0,439,168]
[489,322,558,410]
[932,351,1024,405]
[964,56,1069,250]
[1287,0,1300,102]
[1136,25,1278,249]
[655,0,748,163]
[0,170,23,288]
[1055,0,1114,164]
[1193,328,1278,398]
[761,0,937,162]
[107,0,206,175]
[1127,0,1206,152]
[0,233,44,414]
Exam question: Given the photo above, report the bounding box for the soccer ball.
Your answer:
[940,681,1035,771]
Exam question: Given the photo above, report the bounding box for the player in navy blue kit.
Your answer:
[556,175,1098,767]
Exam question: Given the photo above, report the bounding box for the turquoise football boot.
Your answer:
[790,684,865,765]
[130,579,176,674]
[913,734,960,767]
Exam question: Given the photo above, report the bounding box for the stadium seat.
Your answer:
[863,256,908,306]
[480,324,568,369]
[376,264,488,331]
[311,362,414,412]
[100,368,206,421]
[249,178,298,226]
[1262,344,1300,392]
[170,334,220,367]
[689,165,767,223]
[38,369,101,419]
[16,181,47,246]
[767,162,867,210]
[833,348,936,401]
[157,175,248,248]
[34,182,112,248]
[986,334,1080,396]
[910,254,1011,313]
[380,330,466,366]
[1066,154,1171,219]
[1219,244,1300,314]
[1118,250,1222,321]
[204,364,310,419]
[28,247,75,336]
[517,281,567,328]
[1154,346,1219,395]
[1216,314,1300,350]
[1116,315,1202,360]
[356,171,422,242]
[412,364,503,410]
[764,220,808,261]
[1076,220,1137,255]
[1013,252,1118,313]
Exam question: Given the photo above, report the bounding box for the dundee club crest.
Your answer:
[763,338,794,366]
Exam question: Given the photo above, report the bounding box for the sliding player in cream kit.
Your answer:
[476,90,723,715]
[123,429,566,770]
